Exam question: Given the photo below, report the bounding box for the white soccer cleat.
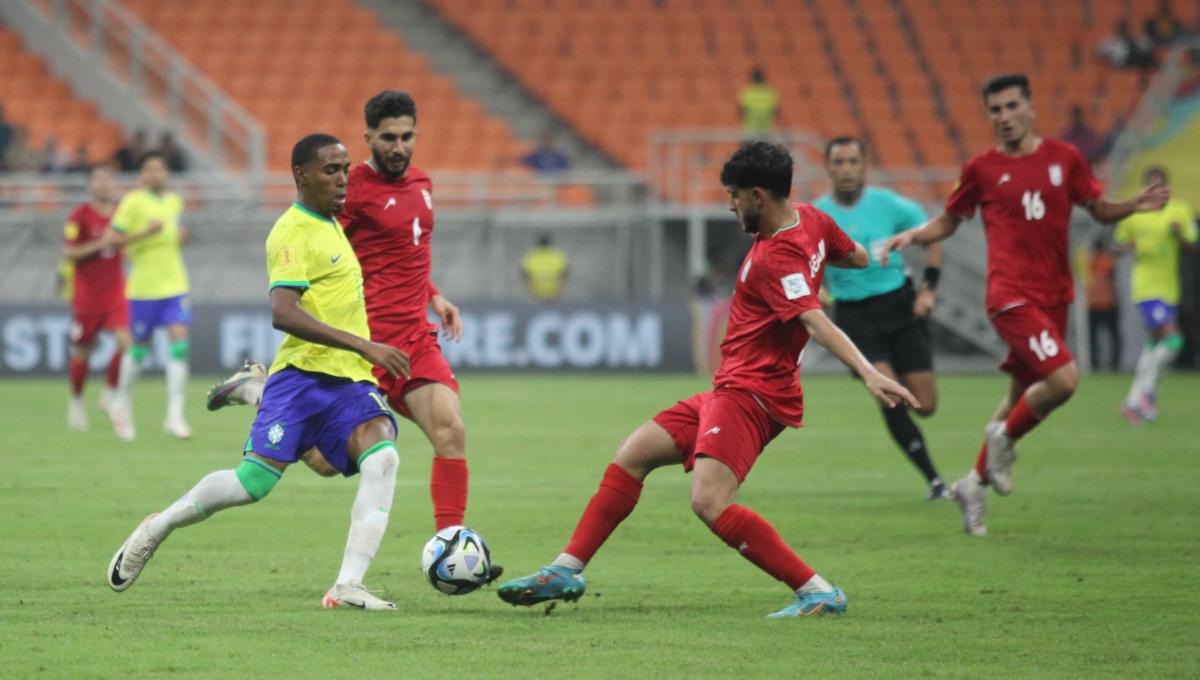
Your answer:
[109,398,136,441]
[107,513,161,591]
[321,582,399,610]
[68,397,88,432]
[984,421,1016,496]
[206,360,268,411]
[163,416,192,440]
[952,476,988,537]
[98,387,116,414]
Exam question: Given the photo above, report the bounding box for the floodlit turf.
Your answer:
[1,372,1198,678]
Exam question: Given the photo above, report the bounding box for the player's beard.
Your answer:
[739,205,761,234]
[373,148,409,179]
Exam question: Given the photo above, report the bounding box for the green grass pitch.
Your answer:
[1,373,1197,678]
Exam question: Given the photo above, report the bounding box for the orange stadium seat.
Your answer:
[119,0,526,172]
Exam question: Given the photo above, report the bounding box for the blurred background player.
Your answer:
[1115,165,1198,425]
[520,233,569,301]
[61,165,130,433]
[107,134,409,610]
[108,151,192,440]
[815,136,949,500]
[1085,236,1122,372]
[738,67,779,139]
[498,141,917,618]
[883,74,1169,537]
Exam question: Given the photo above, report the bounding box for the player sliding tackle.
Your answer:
[498,141,918,618]
[107,134,411,610]
[880,73,1168,537]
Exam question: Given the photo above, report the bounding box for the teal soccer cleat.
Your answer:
[497,565,586,606]
[765,587,848,619]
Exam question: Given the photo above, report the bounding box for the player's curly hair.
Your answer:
[364,90,417,129]
[291,133,342,169]
[719,141,793,199]
[982,73,1031,101]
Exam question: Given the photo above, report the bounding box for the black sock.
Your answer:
[881,404,940,483]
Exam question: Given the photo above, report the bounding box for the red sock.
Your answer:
[105,351,121,388]
[973,439,989,483]
[69,357,87,396]
[1004,394,1043,440]
[430,458,469,530]
[562,464,643,564]
[711,504,815,590]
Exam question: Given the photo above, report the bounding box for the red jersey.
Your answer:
[712,204,856,427]
[945,139,1102,313]
[63,203,124,313]
[340,163,438,342]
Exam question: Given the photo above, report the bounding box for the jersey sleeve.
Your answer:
[822,211,857,262]
[1176,203,1198,243]
[266,230,310,291]
[1066,146,1103,206]
[428,280,440,300]
[944,159,981,219]
[890,191,929,230]
[110,195,137,234]
[759,244,822,322]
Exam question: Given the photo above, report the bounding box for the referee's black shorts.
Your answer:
[833,279,933,375]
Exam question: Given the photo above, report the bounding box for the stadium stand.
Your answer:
[429,0,1174,174]
[0,27,123,166]
[117,0,531,172]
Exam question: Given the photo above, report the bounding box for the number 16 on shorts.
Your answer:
[1028,329,1058,362]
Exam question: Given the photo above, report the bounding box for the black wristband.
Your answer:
[923,267,941,291]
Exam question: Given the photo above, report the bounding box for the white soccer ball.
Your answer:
[420,525,492,595]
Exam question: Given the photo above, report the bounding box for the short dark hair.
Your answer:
[824,136,866,160]
[1144,165,1169,184]
[138,150,165,169]
[719,141,793,199]
[364,90,417,129]
[982,73,1031,102]
[291,133,342,169]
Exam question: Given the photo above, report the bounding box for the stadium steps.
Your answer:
[359,0,616,171]
[0,26,124,166]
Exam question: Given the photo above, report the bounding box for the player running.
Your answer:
[881,74,1169,536]
[815,136,950,500]
[61,166,131,434]
[210,92,483,542]
[1115,166,1197,425]
[107,134,410,610]
[497,141,918,618]
[108,151,192,440]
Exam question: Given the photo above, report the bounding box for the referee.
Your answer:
[815,136,949,500]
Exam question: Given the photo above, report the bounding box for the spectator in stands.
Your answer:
[1097,20,1157,69]
[520,234,569,301]
[0,104,14,171]
[159,131,188,172]
[739,68,779,138]
[520,130,569,174]
[114,130,147,172]
[3,127,41,172]
[1087,237,1122,371]
[1145,0,1183,46]
[1061,105,1104,164]
[40,137,69,174]
[67,144,91,173]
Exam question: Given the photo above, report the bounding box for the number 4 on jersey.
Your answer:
[1021,190,1045,221]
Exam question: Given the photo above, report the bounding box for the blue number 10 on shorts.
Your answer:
[245,367,396,477]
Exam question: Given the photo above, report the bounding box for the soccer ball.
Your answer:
[420,525,492,595]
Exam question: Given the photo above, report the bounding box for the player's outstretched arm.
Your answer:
[1088,182,1170,223]
[62,232,110,261]
[829,242,869,269]
[799,308,920,409]
[879,213,962,266]
[269,287,410,378]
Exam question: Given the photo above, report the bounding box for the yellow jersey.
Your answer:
[521,246,569,299]
[1114,198,1197,304]
[111,188,188,300]
[739,84,779,136]
[265,203,375,383]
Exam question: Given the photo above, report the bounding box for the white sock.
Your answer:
[1126,347,1155,408]
[1147,342,1179,393]
[117,350,140,411]
[166,357,188,422]
[552,553,585,571]
[69,395,84,409]
[968,469,984,485]
[796,574,834,595]
[146,469,254,541]
[335,445,399,585]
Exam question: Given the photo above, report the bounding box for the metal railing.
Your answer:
[32,0,265,176]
